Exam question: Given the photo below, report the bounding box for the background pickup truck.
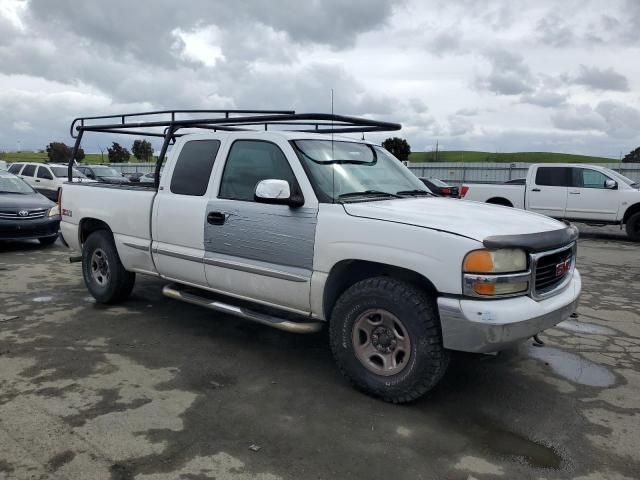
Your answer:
[461,163,640,241]
[60,110,581,403]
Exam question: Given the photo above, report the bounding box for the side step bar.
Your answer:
[162,283,323,334]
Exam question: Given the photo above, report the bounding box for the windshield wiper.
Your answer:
[396,189,433,197]
[338,190,402,201]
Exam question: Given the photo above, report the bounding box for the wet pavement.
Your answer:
[0,224,639,480]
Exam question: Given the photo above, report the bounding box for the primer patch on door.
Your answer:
[204,199,317,270]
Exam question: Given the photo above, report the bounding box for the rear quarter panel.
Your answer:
[60,183,157,273]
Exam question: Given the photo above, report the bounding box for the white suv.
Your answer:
[7,162,93,201]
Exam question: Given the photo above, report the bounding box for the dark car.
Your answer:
[75,165,130,184]
[0,172,60,245]
[419,177,459,197]
[125,172,144,182]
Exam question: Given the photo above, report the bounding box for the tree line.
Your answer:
[44,140,154,163]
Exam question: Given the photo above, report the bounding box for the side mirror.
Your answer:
[605,179,617,189]
[254,179,303,207]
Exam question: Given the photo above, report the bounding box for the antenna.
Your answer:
[331,88,335,204]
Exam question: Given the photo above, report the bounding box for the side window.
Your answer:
[170,140,221,196]
[535,167,570,187]
[8,163,23,174]
[219,140,297,202]
[572,168,609,189]
[21,165,36,177]
[37,166,53,180]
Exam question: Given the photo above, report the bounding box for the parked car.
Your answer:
[460,164,640,241]
[60,110,581,403]
[75,165,130,184]
[125,172,145,183]
[504,178,526,185]
[0,171,60,245]
[8,162,94,201]
[419,177,459,197]
[0,160,8,171]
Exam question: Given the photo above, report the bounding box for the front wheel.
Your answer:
[626,212,640,242]
[329,277,449,403]
[82,230,135,304]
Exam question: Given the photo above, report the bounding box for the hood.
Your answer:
[0,192,54,210]
[343,197,567,242]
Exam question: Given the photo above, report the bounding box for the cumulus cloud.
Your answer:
[573,65,629,92]
[474,49,536,95]
[551,104,607,132]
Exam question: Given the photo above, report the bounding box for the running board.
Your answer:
[162,283,323,334]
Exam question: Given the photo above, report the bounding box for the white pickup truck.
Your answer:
[60,110,581,403]
[461,163,640,241]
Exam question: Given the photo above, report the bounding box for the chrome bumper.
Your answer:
[438,269,581,353]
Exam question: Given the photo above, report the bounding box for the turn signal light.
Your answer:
[463,250,494,272]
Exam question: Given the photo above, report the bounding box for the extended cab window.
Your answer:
[572,168,609,189]
[219,140,297,202]
[170,140,221,196]
[535,167,570,187]
[21,165,36,177]
[8,163,23,174]
[37,166,53,180]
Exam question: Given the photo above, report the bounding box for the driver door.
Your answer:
[204,139,318,314]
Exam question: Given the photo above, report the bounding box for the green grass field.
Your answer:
[1,150,615,164]
[0,151,155,164]
[408,151,616,163]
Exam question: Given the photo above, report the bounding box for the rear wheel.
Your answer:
[626,212,640,242]
[82,230,135,304]
[329,277,449,403]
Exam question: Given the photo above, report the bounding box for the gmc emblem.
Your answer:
[555,258,571,277]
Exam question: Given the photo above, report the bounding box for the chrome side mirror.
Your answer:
[605,179,617,189]
[255,179,303,207]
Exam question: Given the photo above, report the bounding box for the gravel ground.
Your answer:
[0,224,638,480]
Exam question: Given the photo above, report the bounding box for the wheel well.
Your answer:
[79,218,112,245]
[486,197,513,207]
[623,203,640,224]
[323,260,438,320]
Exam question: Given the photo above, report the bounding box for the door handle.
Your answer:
[569,191,580,195]
[531,188,541,192]
[207,211,227,225]
[35,179,40,182]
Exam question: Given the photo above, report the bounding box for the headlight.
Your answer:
[463,248,527,273]
[463,248,529,297]
[48,205,60,217]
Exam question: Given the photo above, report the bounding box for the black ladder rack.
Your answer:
[67,109,402,186]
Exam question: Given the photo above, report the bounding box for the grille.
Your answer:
[0,208,47,220]
[534,245,574,295]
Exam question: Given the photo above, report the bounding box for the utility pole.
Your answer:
[435,139,439,162]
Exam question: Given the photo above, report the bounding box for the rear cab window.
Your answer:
[534,167,570,187]
[21,164,36,177]
[170,140,221,196]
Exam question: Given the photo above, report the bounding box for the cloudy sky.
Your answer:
[0,0,639,158]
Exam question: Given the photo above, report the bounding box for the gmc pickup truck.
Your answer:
[60,110,581,403]
[461,164,640,241]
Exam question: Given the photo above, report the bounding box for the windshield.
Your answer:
[51,166,87,179]
[293,140,429,202]
[0,175,35,194]
[91,166,121,177]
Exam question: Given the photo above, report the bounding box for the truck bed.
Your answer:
[461,183,525,208]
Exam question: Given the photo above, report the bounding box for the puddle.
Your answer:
[556,320,615,335]
[32,296,53,303]
[461,416,562,469]
[526,346,615,387]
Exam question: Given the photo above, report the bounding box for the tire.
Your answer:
[82,230,135,304]
[38,235,58,246]
[626,212,640,242]
[329,277,450,403]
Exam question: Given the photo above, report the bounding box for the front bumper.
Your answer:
[438,269,581,353]
[0,216,60,241]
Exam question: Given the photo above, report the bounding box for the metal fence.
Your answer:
[407,162,640,185]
